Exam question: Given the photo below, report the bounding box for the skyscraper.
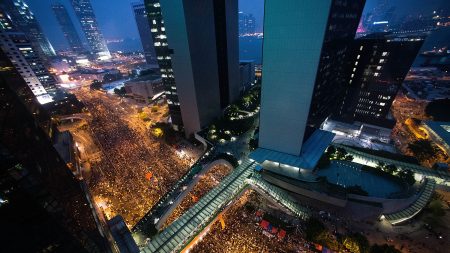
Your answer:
[70,0,110,59]
[258,0,365,156]
[0,0,56,57]
[144,0,183,130]
[159,0,239,137]
[52,3,85,54]
[238,12,256,35]
[0,9,56,104]
[132,1,158,66]
[0,48,109,253]
[337,33,424,126]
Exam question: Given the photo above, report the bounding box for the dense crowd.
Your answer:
[163,164,232,228]
[191,190,315,253]
[74,88,191,226]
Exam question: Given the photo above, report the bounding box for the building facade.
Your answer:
[52,3,85,54]
[259,0,365,155]
[159,0,239,137]
[238,11,256,35]
[132,1,158,66]
[0,0,56,58]
[144,0,183,130]
[337,34,424,127]
[0,10,56,104]
[0,48,109,252]
[70,0,110,59]
[239,60,255,93]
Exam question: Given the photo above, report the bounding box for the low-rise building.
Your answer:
[124,74,164,103]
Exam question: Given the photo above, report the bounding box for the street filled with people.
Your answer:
[71,87,193,227]
[190,190,315,253]
[163,164,232,228]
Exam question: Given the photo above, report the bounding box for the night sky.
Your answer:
[27,0,450,51]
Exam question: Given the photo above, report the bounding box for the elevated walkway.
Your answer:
[381,179,436,225]
[334,144,450,185]
[141,159,255,253]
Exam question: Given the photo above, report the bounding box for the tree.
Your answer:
[90,79,102,90]
[343,233,370,253]
[407,139,439,162]
[398,169,415,185]
[114,87,127,96]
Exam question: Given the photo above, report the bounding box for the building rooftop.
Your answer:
[250,129,335,170]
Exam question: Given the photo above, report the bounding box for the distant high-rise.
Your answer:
[0,10,56,104]
[258,0,365,155]
[0,48,109,253]
[132,1,157,66]
[52,3,85,54]
[0,0,56,57]
[160,0,239,137]
[70,0,110,59]
[238,12,256,35]
[337,33,424,127]
[144,0,183,130]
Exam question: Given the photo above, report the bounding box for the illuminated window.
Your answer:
[357,54,360,59]
[379,59,385,63]
[382,51,388,56]
[374,72,379,76]
[376,66,382,70]
[152,20,156,25]
[354,61,358,66]
[359,46,363,51]
[352,68,356,72]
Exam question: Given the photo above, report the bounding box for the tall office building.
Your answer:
[132,1,158,66]
[159,0,239,137]
[337,33,424,126]
[0,48,109,252]
[258,0,365,156]
[238,12,256,35]
[70,0,110,59]
[52,3,85,54]
[0,10,56,104]
[144,0,183,129]
[0,0,56,57]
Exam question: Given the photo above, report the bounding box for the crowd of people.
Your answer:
[190,190,315,253]
[163,164,232,228]
[74,88,192,227]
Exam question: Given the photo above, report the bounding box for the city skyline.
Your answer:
[25,0,450,53]
[1,0,449,252]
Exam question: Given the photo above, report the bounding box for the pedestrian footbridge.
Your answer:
[137,158,309,253]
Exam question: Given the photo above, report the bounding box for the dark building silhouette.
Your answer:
[144,0,183,130]
[52,3,85,54]
[307,0,367,128]
[337,33,424,127]
[132,1,158,66]
[0,49,109,252]
[158,0,239,137]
